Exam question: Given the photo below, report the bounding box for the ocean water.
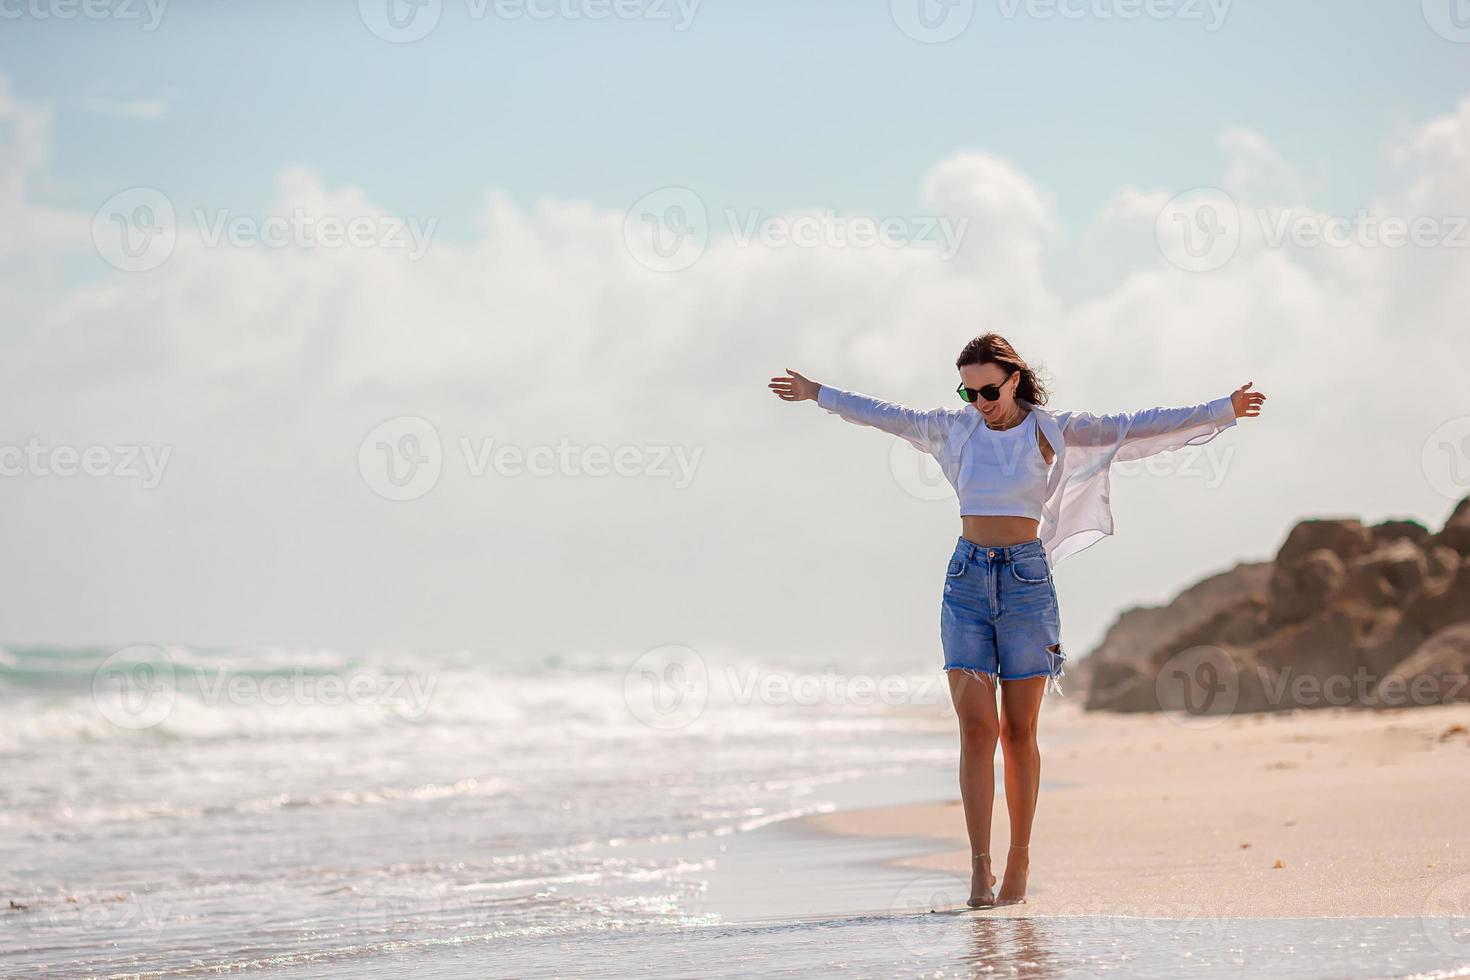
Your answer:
[2,643,1468,979]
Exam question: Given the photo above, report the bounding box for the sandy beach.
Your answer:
[807,701,1470,919]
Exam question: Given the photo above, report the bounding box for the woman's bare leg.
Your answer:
[947,669,1000,907]
[997,676,1046,905]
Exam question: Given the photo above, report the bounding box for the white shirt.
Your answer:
[816,384,1239,568]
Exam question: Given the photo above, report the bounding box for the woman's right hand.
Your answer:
[768,369,820,403]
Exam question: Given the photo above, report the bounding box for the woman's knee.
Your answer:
[1000,718,1037,748]
[958,713,1000,746]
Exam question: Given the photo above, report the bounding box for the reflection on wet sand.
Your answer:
[961,916,1060,978]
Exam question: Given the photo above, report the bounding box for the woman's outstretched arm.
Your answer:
[768,369,952,454]
[1056,381,1266,458]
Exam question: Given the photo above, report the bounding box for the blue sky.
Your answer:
[6,0,1467,241]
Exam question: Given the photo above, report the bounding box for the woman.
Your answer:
[768,333,1265,907]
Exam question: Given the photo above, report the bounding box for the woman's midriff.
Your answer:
[961,515,1040,547]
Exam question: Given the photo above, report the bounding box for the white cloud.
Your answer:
[74,82,177,121]
[1219,126,1303,202]
[1,80,1467,660]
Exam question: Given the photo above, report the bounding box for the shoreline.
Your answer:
[803,701,1470,919]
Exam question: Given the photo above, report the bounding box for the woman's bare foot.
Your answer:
[995,844,1029,906]
[968,854,997,908]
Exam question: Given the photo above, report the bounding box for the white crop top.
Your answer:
[957,409,1048,520]
[814,383,1240,568]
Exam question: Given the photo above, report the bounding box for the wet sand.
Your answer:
[805,701,1470,918]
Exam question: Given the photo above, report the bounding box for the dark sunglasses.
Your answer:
[956,370,1016,404]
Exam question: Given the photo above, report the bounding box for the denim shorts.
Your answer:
[940,536,1067,695]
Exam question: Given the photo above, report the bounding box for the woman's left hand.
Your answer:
[1231,381,1267,419]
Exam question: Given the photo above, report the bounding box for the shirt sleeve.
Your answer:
[816,385,953,455]
[1055,395,1237,461]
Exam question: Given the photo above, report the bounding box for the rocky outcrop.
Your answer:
[1083,497,1470,714]
[1431,496,1470,557]
[1074,562,1271,711]
[1378,622,1470,706]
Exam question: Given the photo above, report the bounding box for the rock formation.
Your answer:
[1081,496,1470,714]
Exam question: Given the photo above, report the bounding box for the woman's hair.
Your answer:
[954,332,1050,406]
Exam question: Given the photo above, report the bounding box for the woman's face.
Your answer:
[958,363,1017,421]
